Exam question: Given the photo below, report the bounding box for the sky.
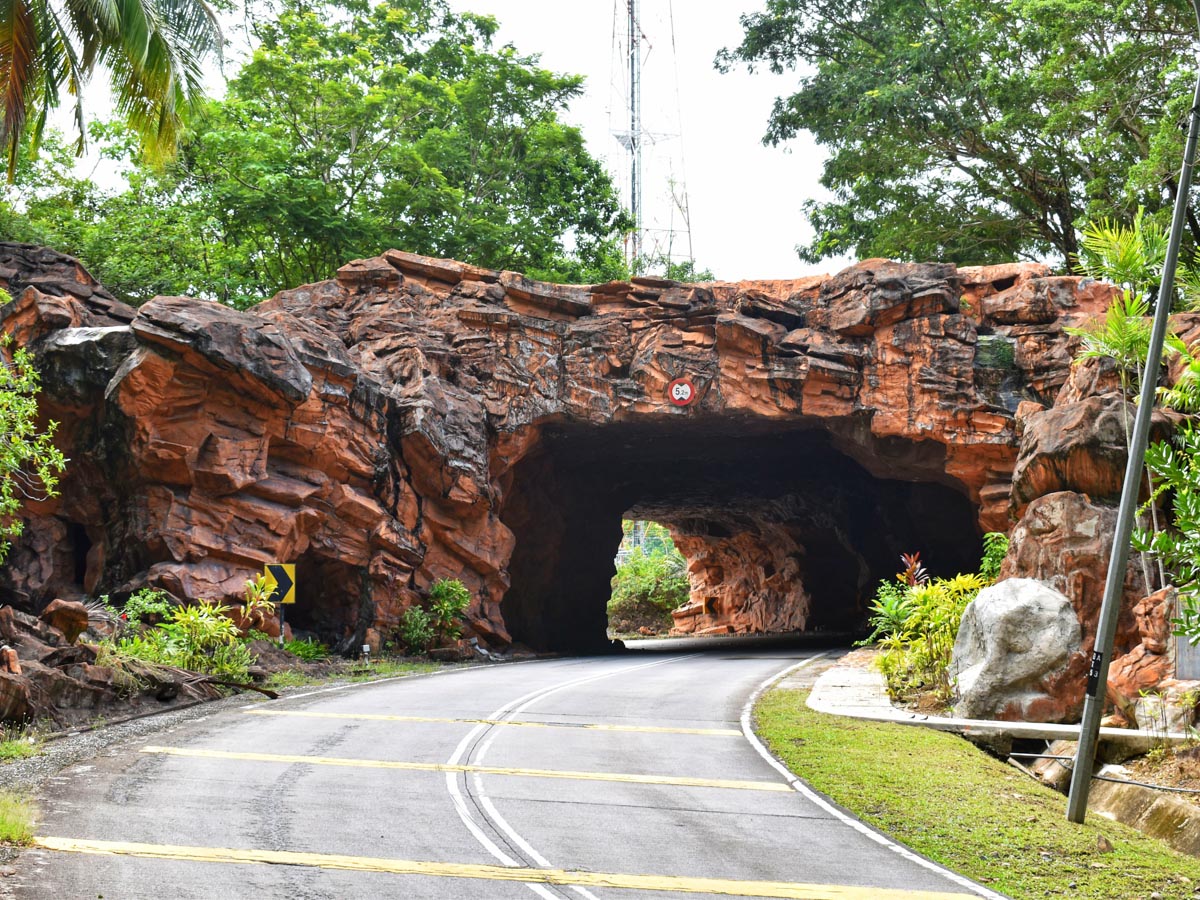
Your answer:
[446,0,842,281]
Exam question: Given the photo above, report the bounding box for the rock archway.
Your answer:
[498,419,980,652]
[0,243,1115,653]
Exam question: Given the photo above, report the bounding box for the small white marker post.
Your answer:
[362,644,371,666]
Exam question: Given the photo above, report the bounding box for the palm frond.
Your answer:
[0,0,38,179]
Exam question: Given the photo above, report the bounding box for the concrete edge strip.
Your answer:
[739,655,1010,900]
[242,708,742,736]
[30,836,979,900]
[805,672,1193,746]
[139,744,792,792]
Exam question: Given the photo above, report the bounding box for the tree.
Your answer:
[719,0,1200,268]
[0,0,220,178]
[0,306,66,562]
[1,0,631,305]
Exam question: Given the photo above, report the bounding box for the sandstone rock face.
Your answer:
[0,243,1113,653]
[39,599,89,644]
[950,578,1082,720]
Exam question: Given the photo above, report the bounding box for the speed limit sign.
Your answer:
[667,377,696,407]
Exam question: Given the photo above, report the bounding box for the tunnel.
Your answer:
[498,418,982,653]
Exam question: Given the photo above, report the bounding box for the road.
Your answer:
[16,645,997,899]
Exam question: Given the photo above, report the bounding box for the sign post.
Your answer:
[263,563,296,647]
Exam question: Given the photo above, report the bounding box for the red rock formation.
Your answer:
[0,243,1115,653]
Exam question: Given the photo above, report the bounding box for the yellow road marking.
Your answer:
[141,745,791,792]
[34,836,977,899]
[243,708,741,736]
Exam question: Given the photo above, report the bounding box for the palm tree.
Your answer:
[0,0,220,178]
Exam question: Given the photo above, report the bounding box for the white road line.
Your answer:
[447,654,696,900]
[738,656,1009,900]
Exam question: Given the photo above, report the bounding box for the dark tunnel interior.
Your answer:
[498,418,982,653]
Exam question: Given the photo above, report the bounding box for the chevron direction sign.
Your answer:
[264,564,296,605]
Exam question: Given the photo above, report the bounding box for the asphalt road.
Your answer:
[15,645,998,899]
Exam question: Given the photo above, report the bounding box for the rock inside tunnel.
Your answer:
[499,419,982,653]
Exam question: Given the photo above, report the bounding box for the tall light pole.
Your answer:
[1066,0,1200,823]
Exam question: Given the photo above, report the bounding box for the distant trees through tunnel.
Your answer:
[498,419,983,654]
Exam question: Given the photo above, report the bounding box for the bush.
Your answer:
[123,587,172,625]
[869,533,1008,702]
[609,546,689,614]
[428,579,471,642]
[103,601,253,680]
[1137,425,1200,642]
[398,606,435,654]
[283,638,328,661]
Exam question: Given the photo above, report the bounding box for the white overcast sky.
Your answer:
[451,0,838,281]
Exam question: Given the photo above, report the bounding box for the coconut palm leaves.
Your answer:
[0,0,219,178]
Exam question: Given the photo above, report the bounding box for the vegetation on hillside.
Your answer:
[607,521,690,634]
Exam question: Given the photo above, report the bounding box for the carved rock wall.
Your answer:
[0,244,1112,652]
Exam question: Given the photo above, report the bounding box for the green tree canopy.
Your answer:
[3,0,631,305]
[0,0,220,177]
[719,0,1200,268]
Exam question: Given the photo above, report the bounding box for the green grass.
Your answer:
[0,733,38,764]
[0,791,34,844]
[755,688,1200,899]
[265,658,442,689]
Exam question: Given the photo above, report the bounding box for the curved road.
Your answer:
[18,646,997,899]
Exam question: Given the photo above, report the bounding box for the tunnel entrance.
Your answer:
[498,419,981,653]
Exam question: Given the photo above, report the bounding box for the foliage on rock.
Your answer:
[0,314,66,562]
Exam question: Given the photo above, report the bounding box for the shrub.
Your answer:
[398,606,435,655]
[428,579,471,642]
[1136,426,1200,642]
[123,587,172,625]
[284,638,328,661]
[870,534,1007,702]
[103,601,253,680]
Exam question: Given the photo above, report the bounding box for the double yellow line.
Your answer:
[140,745,793,792]
[34,836,979,899]
[243,707,743,736]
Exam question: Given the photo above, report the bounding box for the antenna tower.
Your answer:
[627,0,643,272]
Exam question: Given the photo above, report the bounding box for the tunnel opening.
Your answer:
[498,419,982,654]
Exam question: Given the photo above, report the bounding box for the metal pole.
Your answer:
[628,0,642,273]
[1066,1,1200,822]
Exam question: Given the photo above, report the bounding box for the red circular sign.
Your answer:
[667,377,697,407]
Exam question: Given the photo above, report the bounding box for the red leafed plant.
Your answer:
[899,552,929,587]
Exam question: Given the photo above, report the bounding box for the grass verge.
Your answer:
[0,792,34,844]
[265,658,443,689]
[0,731,39,764]
[755,688,1200,899]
